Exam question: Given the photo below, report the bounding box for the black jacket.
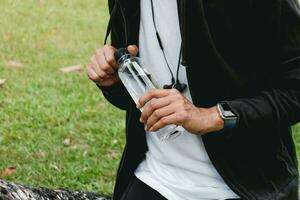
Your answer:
[99,0,300,199]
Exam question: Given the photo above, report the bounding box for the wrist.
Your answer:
[209,106,225,132]
[198,106,224,134]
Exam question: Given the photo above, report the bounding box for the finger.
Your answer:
[140,95,174,123]
[90,54,104,75]
[149,113,182,132]
[91,60,107,80]
[127,45,138,56]
[138,89,176,108]
[87,65,102,82]
[103,45,118,70]
[94,52,115,76]
[145,104,177,131]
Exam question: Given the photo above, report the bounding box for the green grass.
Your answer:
[0,0,124,195]
[0,0,299,196]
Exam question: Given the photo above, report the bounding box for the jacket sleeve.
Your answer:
[98,82,133,110]
[226,0,300,135]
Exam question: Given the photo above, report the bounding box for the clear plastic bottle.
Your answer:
[115,48,182,141]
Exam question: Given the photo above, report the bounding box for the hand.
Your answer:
[137,89,224,135]
[87,45,138,87]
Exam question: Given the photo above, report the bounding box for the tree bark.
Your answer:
[0,180,112,200]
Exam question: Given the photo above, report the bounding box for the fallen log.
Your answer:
[0,180,112,200]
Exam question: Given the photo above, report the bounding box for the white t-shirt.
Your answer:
[134,0,240,200]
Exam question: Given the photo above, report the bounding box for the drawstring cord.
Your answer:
[104,0,128,46]
[150,0,176,86]
[104,1,117,45]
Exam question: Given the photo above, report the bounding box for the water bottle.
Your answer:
[114,48,182,141]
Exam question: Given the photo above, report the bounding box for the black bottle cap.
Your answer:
[114,48,129,63]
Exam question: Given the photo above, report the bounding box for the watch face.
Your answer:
[220,103,236,118]
[223,110,236,117]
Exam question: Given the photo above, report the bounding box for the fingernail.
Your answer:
[139,118,143,123]
[144,125,147,131]
[136,103,140,108]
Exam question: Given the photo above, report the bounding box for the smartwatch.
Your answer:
[217,102,238,130]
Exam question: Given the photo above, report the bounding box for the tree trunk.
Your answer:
[0,180,112,200]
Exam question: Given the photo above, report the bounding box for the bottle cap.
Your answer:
[114,48,130,64]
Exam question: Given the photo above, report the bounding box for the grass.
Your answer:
[0,0,124,195]
[0,0,299,197]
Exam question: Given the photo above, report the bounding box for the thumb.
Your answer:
[127,45,139,56]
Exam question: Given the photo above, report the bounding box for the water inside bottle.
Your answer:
[118,58,182,141]
[118,60,156,104]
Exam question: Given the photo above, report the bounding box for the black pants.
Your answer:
[121,176,167,200]
[121,176,242,200]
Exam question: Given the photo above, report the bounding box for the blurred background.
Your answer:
[0,0,124,195]
[0,0,299,196]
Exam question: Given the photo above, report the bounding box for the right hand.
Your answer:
[87,44,139,87]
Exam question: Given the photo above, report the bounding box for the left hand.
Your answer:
[137,89,224,135]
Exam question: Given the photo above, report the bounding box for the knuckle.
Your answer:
[148,90,154,96]
[98,73,106,79]
[107,45,116,52]
[148,100,154,109]
[153,110,160,118]
[160,117,167,125]
[104,44,112,49]
[170,88,178,94]
[95,48,102,55]
[90,56,96,64]
[151,89,159,95]
[138,99,143,106]
[104,45,113,53]
[107,56,115,66]
[88,73,98,81]
[101,63,110,71]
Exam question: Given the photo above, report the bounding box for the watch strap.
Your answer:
[224,117,237,130]
[217,102,238,130]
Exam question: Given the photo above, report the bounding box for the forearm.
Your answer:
[98,81,133,110]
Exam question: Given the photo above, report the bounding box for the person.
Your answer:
[87,0,300,199]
